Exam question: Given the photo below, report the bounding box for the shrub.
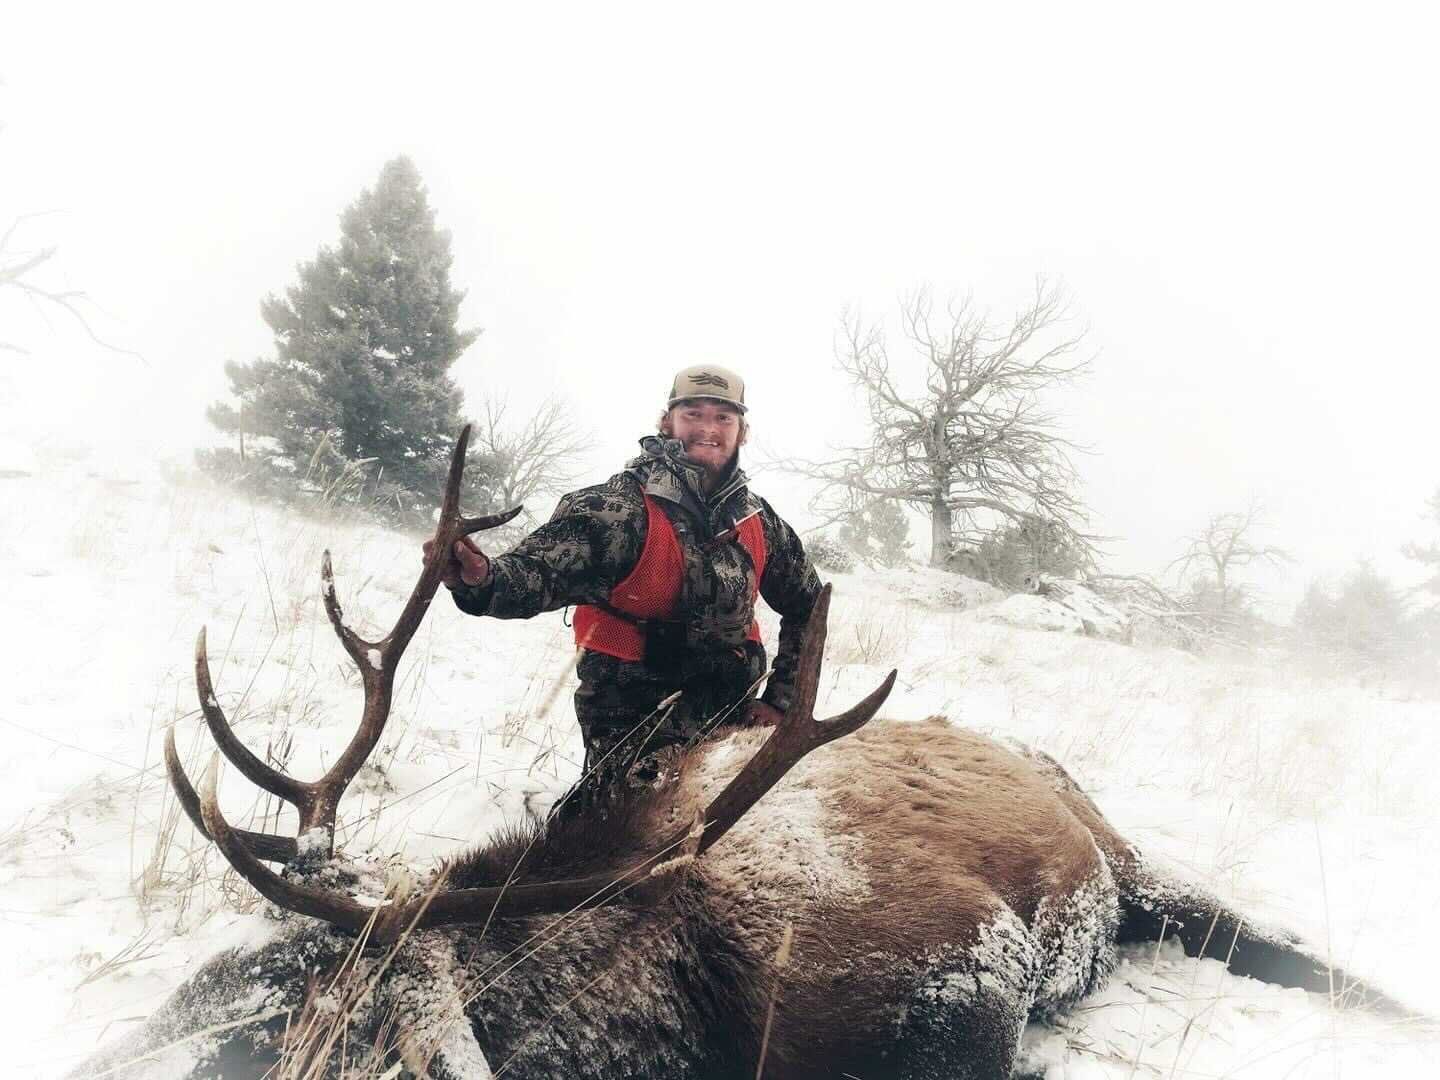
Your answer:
[808,533,856,574]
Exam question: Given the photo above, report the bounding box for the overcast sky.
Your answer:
[4,1,1437,612]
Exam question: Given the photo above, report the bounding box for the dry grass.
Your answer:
[74,929,161,990]
[824,597,918,667]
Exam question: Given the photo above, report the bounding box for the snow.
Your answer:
[296,827,332,856]
[3,441,1438,1077]
[693,728,870,904]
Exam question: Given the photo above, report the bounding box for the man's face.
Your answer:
[663,399,745,476]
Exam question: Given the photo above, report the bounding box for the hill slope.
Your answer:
[2,448,1436,1077]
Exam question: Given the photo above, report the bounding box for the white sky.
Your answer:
[4,1,1437,612]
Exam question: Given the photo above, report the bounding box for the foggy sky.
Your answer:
[4,1,1437,612]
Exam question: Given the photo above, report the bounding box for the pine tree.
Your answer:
[1403,487,1440,612]
[203,156,486,523]
[837,497,912,568]
[1292,562,1415,670]
[960,517,1091,589]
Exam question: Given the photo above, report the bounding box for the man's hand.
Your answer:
[422,536,492,589]
[745,700,785,728]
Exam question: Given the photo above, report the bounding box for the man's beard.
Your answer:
[669,437,740,484]
[679,442,738,474]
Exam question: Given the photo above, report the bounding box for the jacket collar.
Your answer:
[627,435,753,532]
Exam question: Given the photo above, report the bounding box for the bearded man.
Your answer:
[426,365,821,803]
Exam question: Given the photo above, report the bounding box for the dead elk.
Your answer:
[78,428,1411,1080]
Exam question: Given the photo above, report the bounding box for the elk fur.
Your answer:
[74,716,1404,1080]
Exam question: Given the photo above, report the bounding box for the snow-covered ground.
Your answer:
[3,440,1437,1077]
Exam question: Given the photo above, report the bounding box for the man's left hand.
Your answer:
[745,700,785,727]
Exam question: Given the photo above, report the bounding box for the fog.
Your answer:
[5,1,1438,611]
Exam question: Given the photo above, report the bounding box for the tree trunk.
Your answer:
[929,500,953,567]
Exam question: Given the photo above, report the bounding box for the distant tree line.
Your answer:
[789,280,1438,687]
[1161,497,1439,685]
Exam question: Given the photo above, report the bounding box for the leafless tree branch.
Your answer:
[782,276,1094,565]
[469,393,590,516]
[1170,501,1292,616]
[0,213,143,360]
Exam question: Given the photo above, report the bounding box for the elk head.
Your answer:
[164,425,896,948]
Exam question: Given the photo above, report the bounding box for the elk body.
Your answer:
[77,431,1406,1080]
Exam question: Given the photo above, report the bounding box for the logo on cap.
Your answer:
[690,372,730,389]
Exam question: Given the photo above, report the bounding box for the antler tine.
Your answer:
[164,727,298,863]
[381,427,522,664]
[458,508,525,536]
[321,550,370,669]
[779,582,829,726]
[435,422,473,526]
[812,670,897,745]
[696,584,896,858]
[194,627,309,807]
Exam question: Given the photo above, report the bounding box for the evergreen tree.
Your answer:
[202,157,486,523]
[1292,562,1413,668]
[958,517,1091,589]
[1334,561,1410,663]
[837,497,912,568]
[1402,487,1440,612]
[1292,578,1334,650]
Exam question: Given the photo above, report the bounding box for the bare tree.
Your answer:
[470,394,590,514]
[1171,504,1291,619]
[786,277,1094,566]
[0,213,139,357]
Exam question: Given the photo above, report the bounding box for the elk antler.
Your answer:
[184,580,891,945]
[166,424,521,863]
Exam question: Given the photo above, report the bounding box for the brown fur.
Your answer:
[443,718,1125,1078]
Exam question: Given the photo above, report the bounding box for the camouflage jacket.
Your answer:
[448,436,822,710]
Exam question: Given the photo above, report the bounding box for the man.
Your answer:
[426,364,821,802]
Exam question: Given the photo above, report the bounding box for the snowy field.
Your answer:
[2,439,1438,1078]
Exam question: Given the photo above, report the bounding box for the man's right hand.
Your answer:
[423,536,492,589]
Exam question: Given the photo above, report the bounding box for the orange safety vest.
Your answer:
[573,495,767,661]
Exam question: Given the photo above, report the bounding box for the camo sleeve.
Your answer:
[756,499,823,711]
[449,479,647,620]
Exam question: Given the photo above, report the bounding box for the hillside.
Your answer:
[2,445,1436,1077]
